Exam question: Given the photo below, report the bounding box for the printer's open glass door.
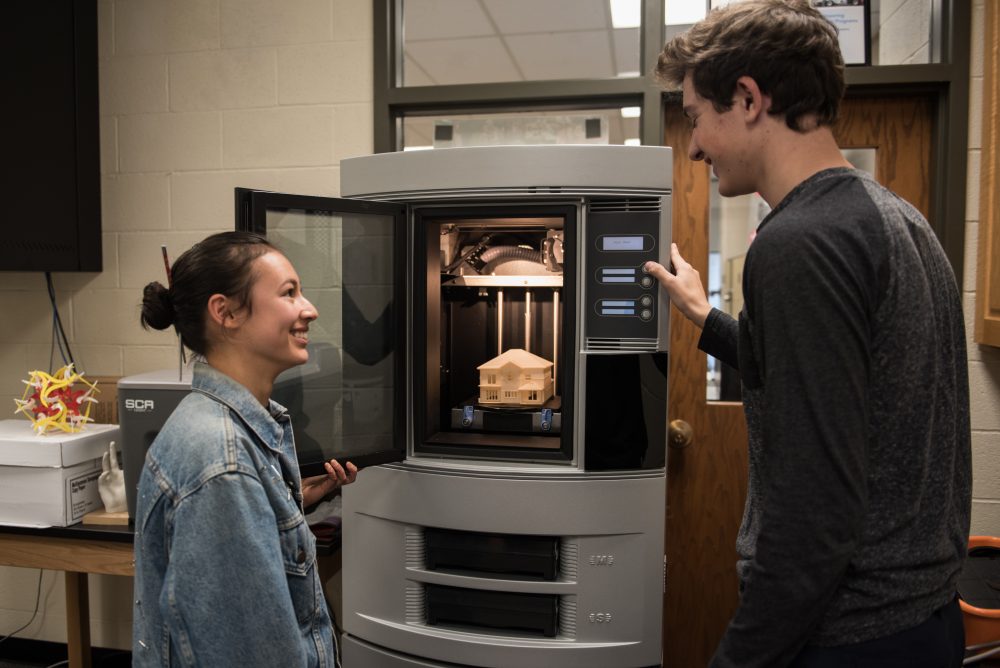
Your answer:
[235,188,406,476]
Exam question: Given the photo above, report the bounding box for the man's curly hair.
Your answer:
[656,0,845,132]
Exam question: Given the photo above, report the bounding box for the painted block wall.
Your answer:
[966,0,1000,534]
[0,0,372,649]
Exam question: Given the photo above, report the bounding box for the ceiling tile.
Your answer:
[612,27,641,75]
[506,30,614,80]
[403,54,436,86]
[405,37,521,85]
[482,0,609,34]
[404,0,496,40]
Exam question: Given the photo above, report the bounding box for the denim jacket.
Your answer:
[132,362,335,667]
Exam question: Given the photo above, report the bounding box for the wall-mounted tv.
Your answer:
[0,0,101,272]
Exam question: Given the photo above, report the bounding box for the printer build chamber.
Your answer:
[416,204,575,459]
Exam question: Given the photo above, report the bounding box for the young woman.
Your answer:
[132,231,356,667]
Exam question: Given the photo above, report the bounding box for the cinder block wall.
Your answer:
[0,0,372,649]
[967,0,1000,534]
[0,0,995,654]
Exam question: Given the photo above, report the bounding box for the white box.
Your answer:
[0,420,120,527]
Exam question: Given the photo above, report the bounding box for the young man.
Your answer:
[645,1,972,666]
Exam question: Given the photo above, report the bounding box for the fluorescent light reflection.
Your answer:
[610,0,641,28]
[620,106,641,118]
[625,138,641,146]
[665,0,708,26]
[611,1,708,29]
[404,145,433,151]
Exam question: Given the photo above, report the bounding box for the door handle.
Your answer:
[668,419,693,449]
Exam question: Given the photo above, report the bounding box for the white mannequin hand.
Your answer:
[98,441,127,513]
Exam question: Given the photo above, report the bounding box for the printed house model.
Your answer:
[477,348,554,406]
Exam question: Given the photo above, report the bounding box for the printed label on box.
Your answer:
[69,469,102,521]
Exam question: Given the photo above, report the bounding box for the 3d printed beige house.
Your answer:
[477,348,554,406]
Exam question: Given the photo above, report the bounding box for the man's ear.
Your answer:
[735,75,768,123]
[206,294,238,330]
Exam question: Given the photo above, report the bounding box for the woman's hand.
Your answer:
[645,243,712,329]
[301,459,358,507]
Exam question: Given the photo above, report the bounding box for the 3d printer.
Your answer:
[237,144,672,668]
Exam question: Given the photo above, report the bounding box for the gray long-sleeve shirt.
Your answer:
[700,168,971,667]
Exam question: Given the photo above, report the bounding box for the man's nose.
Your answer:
[687,138,704,162]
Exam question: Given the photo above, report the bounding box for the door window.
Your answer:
[237,190,405,473]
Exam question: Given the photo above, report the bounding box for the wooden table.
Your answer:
[0,524,134,668]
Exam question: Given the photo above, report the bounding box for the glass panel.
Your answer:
[812,2,871,65]
[401,0,640,86]
[711,0,938,66]
[666,0,709,26]
[401,107,641,150]
[810,0,940,66]
[705,148,876,401]
[869,0,937,66]
[264,208,397,465]
[665,0,709,45]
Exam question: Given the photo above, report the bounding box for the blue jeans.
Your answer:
[790,598,965,668]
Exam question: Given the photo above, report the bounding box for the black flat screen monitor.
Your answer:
[0,0,101,272]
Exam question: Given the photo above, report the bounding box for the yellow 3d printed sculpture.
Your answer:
[13,365,99,434]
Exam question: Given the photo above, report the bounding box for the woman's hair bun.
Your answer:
[140,281,176,331]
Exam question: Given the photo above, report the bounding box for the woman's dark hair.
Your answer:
[140,231,277,355]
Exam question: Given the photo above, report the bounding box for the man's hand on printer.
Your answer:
[302,459,358,507]
[645,243,712,329]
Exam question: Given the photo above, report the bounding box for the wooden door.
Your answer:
[662,94,933,667]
